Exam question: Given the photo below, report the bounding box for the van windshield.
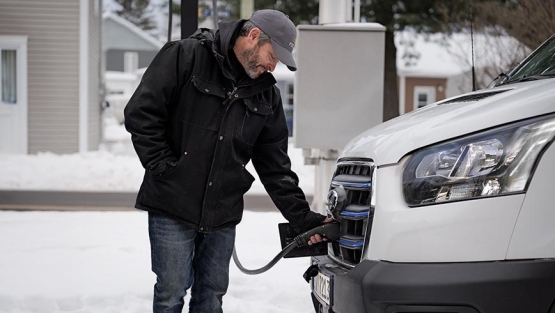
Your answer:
[498,35,555,86]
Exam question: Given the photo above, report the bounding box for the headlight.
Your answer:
[403,114,555,206]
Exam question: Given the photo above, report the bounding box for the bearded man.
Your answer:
[124,9,331,313]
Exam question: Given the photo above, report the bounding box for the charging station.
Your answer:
[294,23,386,213]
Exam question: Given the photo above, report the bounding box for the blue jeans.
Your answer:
[148,212,236,313]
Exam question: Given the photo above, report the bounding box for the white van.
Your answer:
[310,34,555,313]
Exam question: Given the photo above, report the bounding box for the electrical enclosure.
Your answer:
[294,23,386,151]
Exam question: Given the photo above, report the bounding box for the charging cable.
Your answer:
[232,222,340,275]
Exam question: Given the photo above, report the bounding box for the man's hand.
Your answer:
[307,217,334,245]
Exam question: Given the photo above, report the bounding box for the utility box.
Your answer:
[294,23,386,151]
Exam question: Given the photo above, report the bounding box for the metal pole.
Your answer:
[181,0,198,39]
[167,0,173,42]
[319,0,347,24]
[346,0,352,22]
[309,0,345,214]
[241,0,254,20]
[354,0,360,23]
[212,0,218,29]
[314,151,338,215]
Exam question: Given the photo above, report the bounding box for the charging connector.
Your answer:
[294,222,340,247]
[233,222,340,275]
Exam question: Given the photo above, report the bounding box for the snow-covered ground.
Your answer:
[0,210,316,313]
[0,115,319,313]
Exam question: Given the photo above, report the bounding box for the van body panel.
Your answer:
[367,159,525,262]
[507,142,555,259]
[341,80,555,166]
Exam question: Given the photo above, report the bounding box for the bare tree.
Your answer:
[475,0,555,50]
[443,27,530,89]
[114,0,157,32]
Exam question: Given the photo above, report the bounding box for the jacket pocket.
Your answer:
[235,98,272,145]
[141,154,206,219]
[191,76,227,98]
[183,76,226,131]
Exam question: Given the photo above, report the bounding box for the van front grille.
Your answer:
[327,159,375,267]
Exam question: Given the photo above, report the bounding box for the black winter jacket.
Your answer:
[124,20,326,233]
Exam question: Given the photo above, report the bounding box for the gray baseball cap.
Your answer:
[249,10,297,71]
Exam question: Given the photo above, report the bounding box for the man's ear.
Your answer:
[248,28,261,43]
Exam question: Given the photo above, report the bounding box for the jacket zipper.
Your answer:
[199,85,239,232]
[223,86,238,106]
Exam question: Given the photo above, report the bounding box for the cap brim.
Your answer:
[271,38,297,71]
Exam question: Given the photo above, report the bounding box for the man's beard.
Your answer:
[239,45,263,79]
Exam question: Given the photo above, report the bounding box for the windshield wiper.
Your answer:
[501,74,555,86]
[490,72,510,87]
[518,74,555,82]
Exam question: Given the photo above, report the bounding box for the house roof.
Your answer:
[103,12,164,50]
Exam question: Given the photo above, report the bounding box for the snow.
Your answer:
[0,115,318,313]
[0,210,316,313]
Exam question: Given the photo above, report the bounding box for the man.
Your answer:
[124,9,331,313]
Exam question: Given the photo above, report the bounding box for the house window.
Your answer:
[0,35,27,154]
[287,83,294,106]
[1,49,17,104]
[276,80,295,136]
[417,93,427,107]
[413,86,436,110]
[123,51,139,73]
[284,82,295,136]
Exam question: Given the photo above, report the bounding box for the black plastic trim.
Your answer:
[311,257,555,313]
[439,90,510,105]
[385,305,478,313]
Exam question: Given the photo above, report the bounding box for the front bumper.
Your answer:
[310,256,555,313]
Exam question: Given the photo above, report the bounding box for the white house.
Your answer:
[0,0,103,154]
[103,12,164,74]
[102,13,164,124]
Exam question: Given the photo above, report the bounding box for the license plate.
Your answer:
[312,271,332,306]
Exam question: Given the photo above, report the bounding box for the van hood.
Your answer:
[341,79,555,166]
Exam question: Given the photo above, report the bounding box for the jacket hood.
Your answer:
[190,20,275,86]
[341,79,555,166]
[216,20,243,54]
[189,20,243,82]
